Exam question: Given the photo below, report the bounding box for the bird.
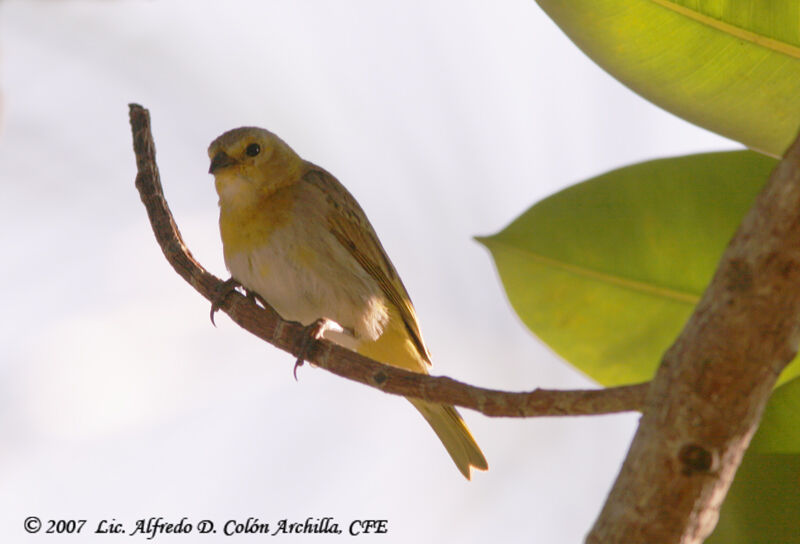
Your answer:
[207,126,487,478]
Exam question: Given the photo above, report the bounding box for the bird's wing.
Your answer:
[302,167,432,365]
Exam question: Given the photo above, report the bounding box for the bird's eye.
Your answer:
[245,143,261,157]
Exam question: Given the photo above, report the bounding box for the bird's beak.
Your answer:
[209,151,237,174]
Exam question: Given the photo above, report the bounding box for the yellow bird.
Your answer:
[208,127,487,479]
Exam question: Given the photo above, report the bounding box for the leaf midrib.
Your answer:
[496,241,701,305]
[650,0,800,59]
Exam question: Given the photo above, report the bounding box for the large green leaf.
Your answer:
[477,150,800,388]
[751,376,800,454]
[709,451,800,543]
[536,0,800,157]
[714,377,800,540]
[717,381,800,541]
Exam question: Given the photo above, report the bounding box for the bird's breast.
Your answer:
[221,203,389,347]
[218,189,294,258]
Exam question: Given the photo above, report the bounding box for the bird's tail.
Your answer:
[409,399,488,479]
[354,307,487,479]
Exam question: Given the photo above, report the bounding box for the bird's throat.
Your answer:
[218,184,295,257]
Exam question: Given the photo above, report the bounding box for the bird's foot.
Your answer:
[210,277,242,326]
[210,278,270,325]
[294,318,343,380]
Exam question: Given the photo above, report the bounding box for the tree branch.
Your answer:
[129,103,647,418]
[587,130,800,543]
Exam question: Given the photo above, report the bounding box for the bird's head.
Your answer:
[208,126,303,206]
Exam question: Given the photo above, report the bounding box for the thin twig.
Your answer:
[129,103,648,418]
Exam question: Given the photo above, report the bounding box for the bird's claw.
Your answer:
[210,277,242,326]
[293,358,304,381]
[293,318,343,381]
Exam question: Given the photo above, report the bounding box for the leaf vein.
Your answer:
[503,243,701,305]
[650,0,800,59]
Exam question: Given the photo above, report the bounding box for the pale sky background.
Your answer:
[0,1,737,542]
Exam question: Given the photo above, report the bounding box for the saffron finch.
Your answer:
[208,127,487,478]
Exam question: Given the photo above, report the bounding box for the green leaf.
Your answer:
[710,377,800,540]
[477,150,800,388]
[535,0,800,157]
[751,376,800,454]
[709,451,800,543]
[713,376,800,539]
